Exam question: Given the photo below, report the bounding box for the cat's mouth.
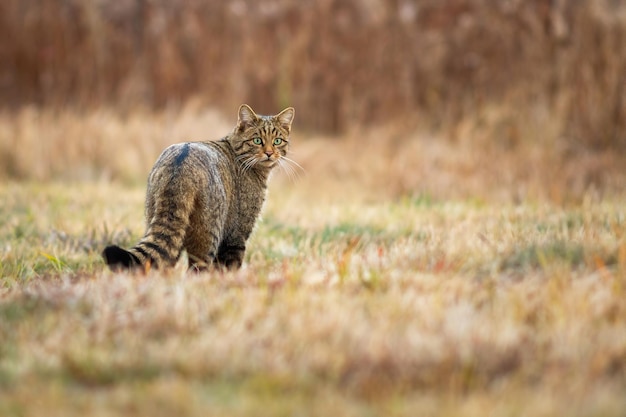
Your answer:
[260,154,278,166]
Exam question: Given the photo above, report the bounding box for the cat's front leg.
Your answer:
[216,240,246,270]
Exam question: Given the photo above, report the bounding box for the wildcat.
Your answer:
[102,104,295,271]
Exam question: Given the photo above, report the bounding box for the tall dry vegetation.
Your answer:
[1,0,625,146]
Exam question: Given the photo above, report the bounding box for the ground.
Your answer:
[1,175,625,416]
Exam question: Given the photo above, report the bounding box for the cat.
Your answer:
[102,104,295,271]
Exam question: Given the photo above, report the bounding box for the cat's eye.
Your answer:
[252,137,262,145]
[273,138,283,145]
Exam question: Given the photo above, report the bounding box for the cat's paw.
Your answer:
[102,245,140,271]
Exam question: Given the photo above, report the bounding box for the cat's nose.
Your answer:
[264,150,273,158]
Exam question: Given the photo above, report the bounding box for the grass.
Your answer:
[0,104,624,416]
[1,179,625,416]
[2,2,625,412]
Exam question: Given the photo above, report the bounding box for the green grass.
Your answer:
[1,182,626,416]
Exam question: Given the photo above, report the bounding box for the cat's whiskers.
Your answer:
[281,156,305,173]
[237,154,258,174]
[278,162,297,183]
[277,156,304,182]
[235,154,249,168]
[244,158,258,173]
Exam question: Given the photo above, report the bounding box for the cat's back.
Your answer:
[149,140,235,186]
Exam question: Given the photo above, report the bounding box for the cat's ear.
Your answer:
[276,107,295,133]
[237,104,258,131]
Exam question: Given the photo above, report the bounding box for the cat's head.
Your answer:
[230,104,295,171]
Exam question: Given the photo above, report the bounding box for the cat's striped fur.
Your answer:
[102,104,295,271]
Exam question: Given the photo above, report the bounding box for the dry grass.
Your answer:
[2,1,625,413]
[0,104,229,182]
[0,83,624,416]
[1,105,625,203]
[1,0,625,144]
[1,150,626,415]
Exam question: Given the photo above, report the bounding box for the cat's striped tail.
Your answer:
[102,194,193,272]
[102,237,185,271]
[102,229,188,272]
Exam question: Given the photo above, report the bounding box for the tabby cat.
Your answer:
[102,104,295,271]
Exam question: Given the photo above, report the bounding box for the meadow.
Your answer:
[1,0,625,415]
[1,108,626,416]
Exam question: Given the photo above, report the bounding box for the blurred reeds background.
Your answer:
[0,0,625,200]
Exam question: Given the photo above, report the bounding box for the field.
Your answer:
[1,1,626,414]
[1,108,626,416]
